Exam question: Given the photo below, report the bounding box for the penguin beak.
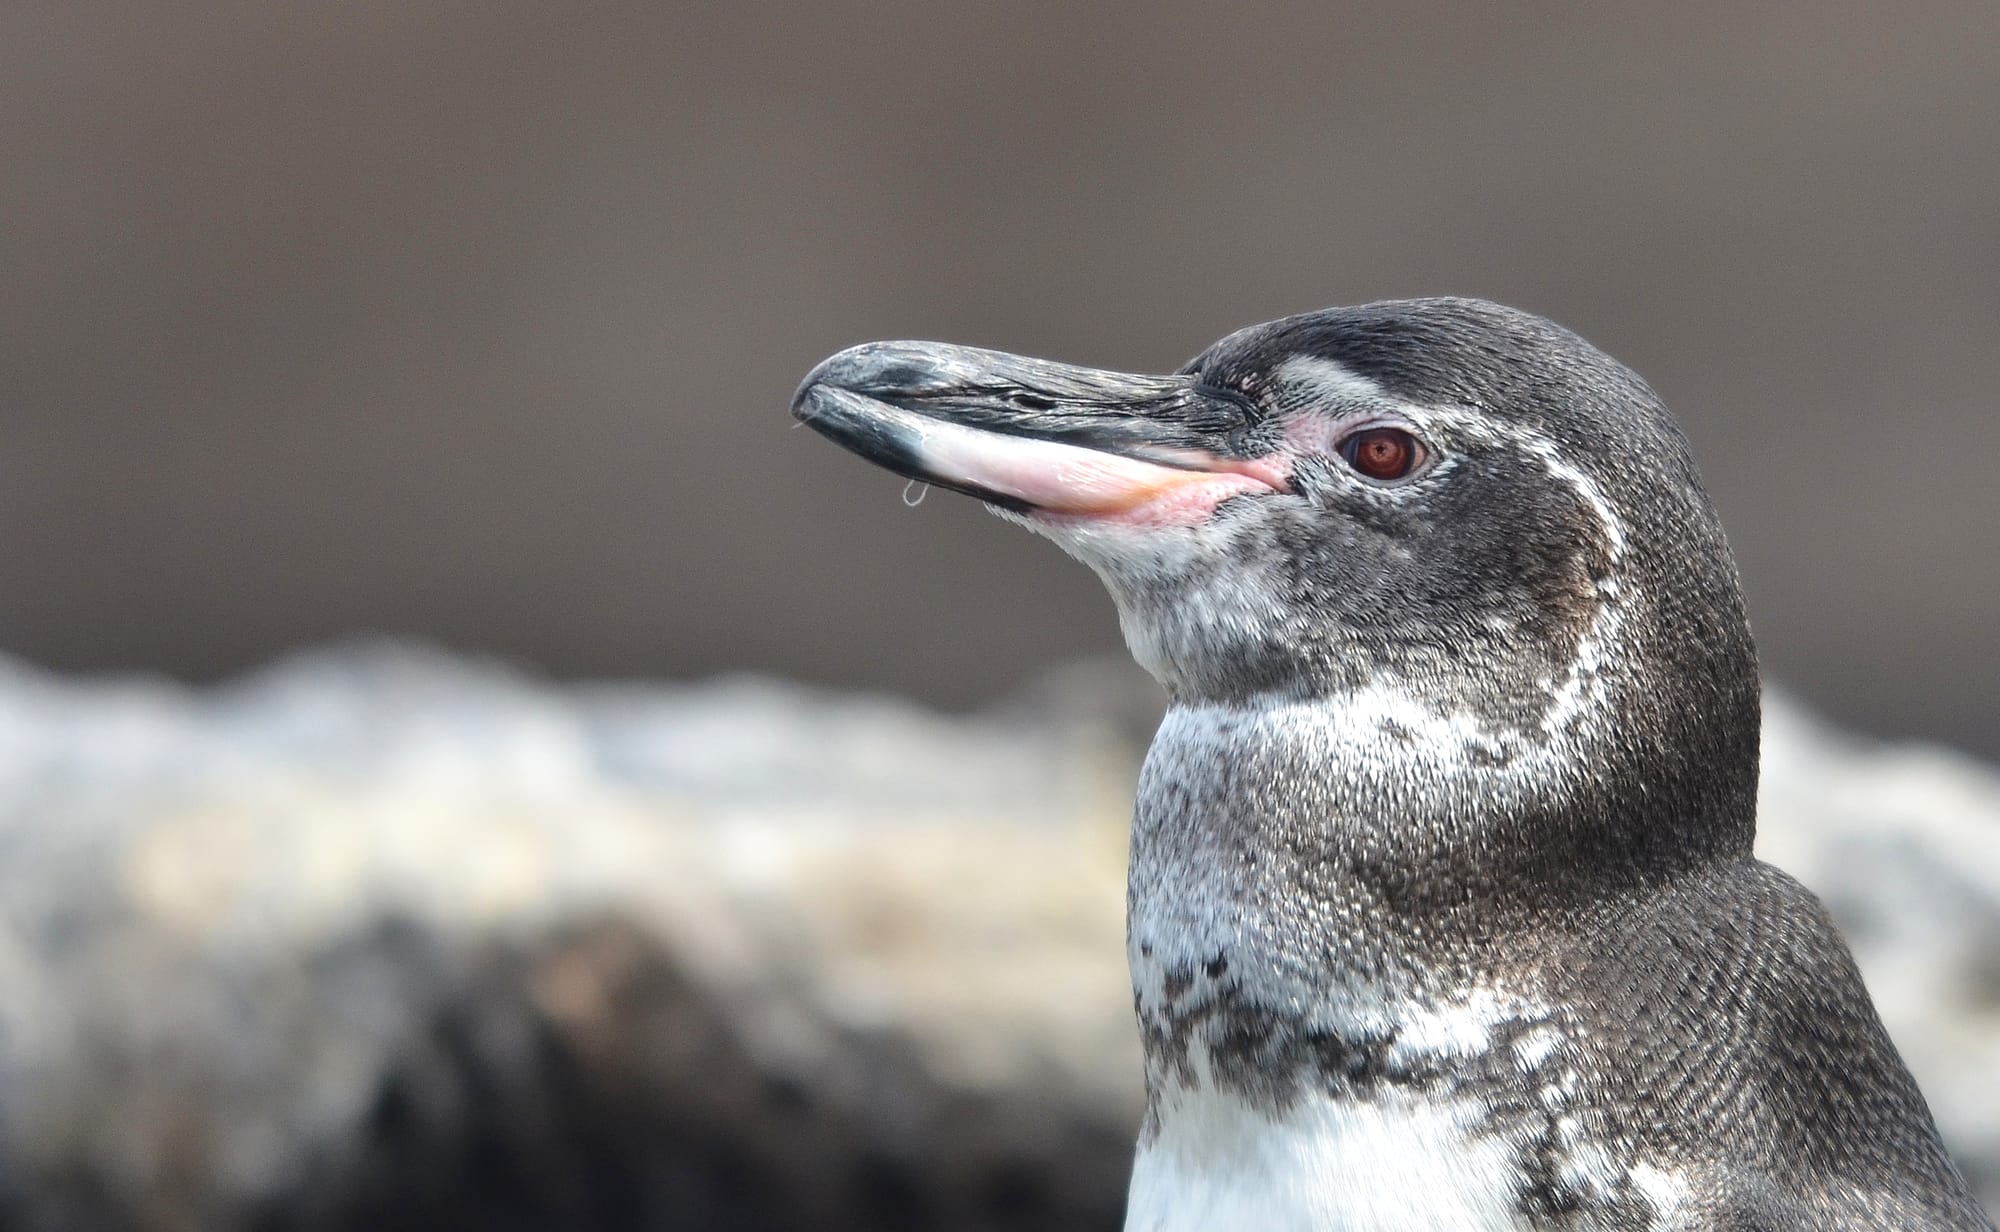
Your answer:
[791,341,1286,525]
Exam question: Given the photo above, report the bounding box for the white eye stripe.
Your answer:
[1274,354,1392,406]
[1442,415,1628,563]
[1272,354,1627,561]
[1271,352,1635,750]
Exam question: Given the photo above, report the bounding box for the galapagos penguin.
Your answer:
[791,298,1996,1231]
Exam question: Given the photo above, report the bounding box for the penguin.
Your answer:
[791,298,1995,1231]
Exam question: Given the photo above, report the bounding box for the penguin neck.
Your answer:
[1126,685,1732,1034]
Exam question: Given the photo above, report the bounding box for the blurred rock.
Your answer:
[0,641,1990,1229]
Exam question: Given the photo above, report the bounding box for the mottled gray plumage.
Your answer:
[794,298,1994,1230]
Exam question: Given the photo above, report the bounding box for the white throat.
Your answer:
[1125,1078,1529,1232]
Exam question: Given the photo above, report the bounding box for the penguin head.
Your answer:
[795,298,1759,846]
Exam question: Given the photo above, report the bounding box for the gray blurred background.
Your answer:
[4,1,1996,753]
[4,9,2000,1229]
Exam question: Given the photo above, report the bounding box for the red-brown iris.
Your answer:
[1338,427,1426,482]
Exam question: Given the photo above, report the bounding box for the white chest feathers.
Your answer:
[1124,1083,1530,1232]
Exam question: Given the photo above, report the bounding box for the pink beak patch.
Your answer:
[883,400,1289,527]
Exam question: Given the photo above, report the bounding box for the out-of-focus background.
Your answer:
[3,4,1997,1230]
[5,1,1997,755]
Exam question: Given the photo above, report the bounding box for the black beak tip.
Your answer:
[790,348,866,423]
[789,374,827,424]
[792,341,956,422]
[788,381,915,472]
[787,375,1038,516]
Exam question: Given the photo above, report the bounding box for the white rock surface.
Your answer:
[0,642,1989,1228]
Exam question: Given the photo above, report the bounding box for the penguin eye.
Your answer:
[1337,427,1427,482]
